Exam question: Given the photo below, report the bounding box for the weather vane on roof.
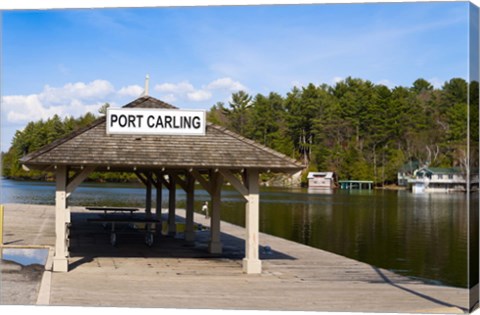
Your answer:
[144,74,150,96]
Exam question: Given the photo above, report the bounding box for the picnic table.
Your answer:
[85,206,139,215]
[85,206,159,246]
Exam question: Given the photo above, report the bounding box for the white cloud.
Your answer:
[2,77,248,126]
[376,79,394,88]
[162,94,177,103]
[428,77,444,89]
[154,77,247,103]
[40,80,115,104]
[290,80,303,88]
[1,79,119,124]
[332,76,344,84]
[187,90,212,102]
[206,77,246,92]
[155,81,209,102]
[155,81,195,94]
[118,84,144,97]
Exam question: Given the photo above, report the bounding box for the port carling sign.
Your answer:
[106,108,206,136]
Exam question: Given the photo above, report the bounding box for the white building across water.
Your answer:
[410,167,472,193]
[307,172,336,189]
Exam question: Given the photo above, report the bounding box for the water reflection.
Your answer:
[1,248,48,266]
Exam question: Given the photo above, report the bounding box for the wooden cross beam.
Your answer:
[66,166,96,197]
[219,169,249,201]
[191,169,213,195]
[170,173,189,191]
[154,171,173,190]
[135,171,149,186]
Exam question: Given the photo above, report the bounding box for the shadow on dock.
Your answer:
[372,266,468,313]
[68,212,295,271]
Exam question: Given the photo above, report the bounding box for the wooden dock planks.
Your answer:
[1,203,469,313]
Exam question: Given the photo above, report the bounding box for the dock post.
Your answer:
[209,171,223,254]
[168,175,176,236]
[185,174,195,242]
[145,172,152,215]
[53,166,69,272]
[155,174,162,232]
[243,169,262,274]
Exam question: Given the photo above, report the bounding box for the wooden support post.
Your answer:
[209,171,223,254]
[243,168,262,274]
[54,166,69,272]
[155,175,162,221]
[168,175,176,236]
[145,172,152,215]
[185,173,195,242]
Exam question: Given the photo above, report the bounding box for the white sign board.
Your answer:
[106,108,206,136]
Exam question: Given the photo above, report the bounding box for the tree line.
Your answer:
[2,77,478,186]
[2,105,135,182]
[209,77,478,185]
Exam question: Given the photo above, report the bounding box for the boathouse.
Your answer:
[307,172,336,189]
[20,95,303,273]
[411,166,467,192]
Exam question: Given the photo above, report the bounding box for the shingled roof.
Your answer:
[21,96,303,173]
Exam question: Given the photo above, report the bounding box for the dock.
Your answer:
[1,203,470,313]
[339,180,374,190]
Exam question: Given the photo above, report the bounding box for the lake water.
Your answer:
[1,178,475,288]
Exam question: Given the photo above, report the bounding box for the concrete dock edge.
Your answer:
[36,247,54,305]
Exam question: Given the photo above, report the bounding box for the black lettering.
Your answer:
[136,115,143,128]
[192,116,201,129]
[165,116,173,128]
[183,117,191,129]
[110,114,118,127]
[118,115,127,127]
[128,115,136,127]
[173,116,181,128]
[147,115,155,128]
[156,116,164,128]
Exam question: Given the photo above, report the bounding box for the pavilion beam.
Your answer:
[66,165,96,198]
[219,168,262,272]
[135,172,154,215]
[243,168,262,274]
[184,173,195,242]
[167,174,177,236]
[209,171,223,254]
[53,165,69,272]
[154,172,162,225]
[135,171,149,185]
[145,172,152,215]
[191,169,213,195]
[173,173,196,242]
[219,169,248,201]
[156,172,173,190]
[171,174,188,191]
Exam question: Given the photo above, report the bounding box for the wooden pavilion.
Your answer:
[20,96,303,274]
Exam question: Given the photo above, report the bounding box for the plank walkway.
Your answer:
[1,203,471,313]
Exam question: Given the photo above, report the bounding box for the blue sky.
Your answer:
[1,2,471,151]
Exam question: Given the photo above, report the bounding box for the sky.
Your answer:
[0,1,472,151]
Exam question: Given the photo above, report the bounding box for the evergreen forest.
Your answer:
[2,77,478,186]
